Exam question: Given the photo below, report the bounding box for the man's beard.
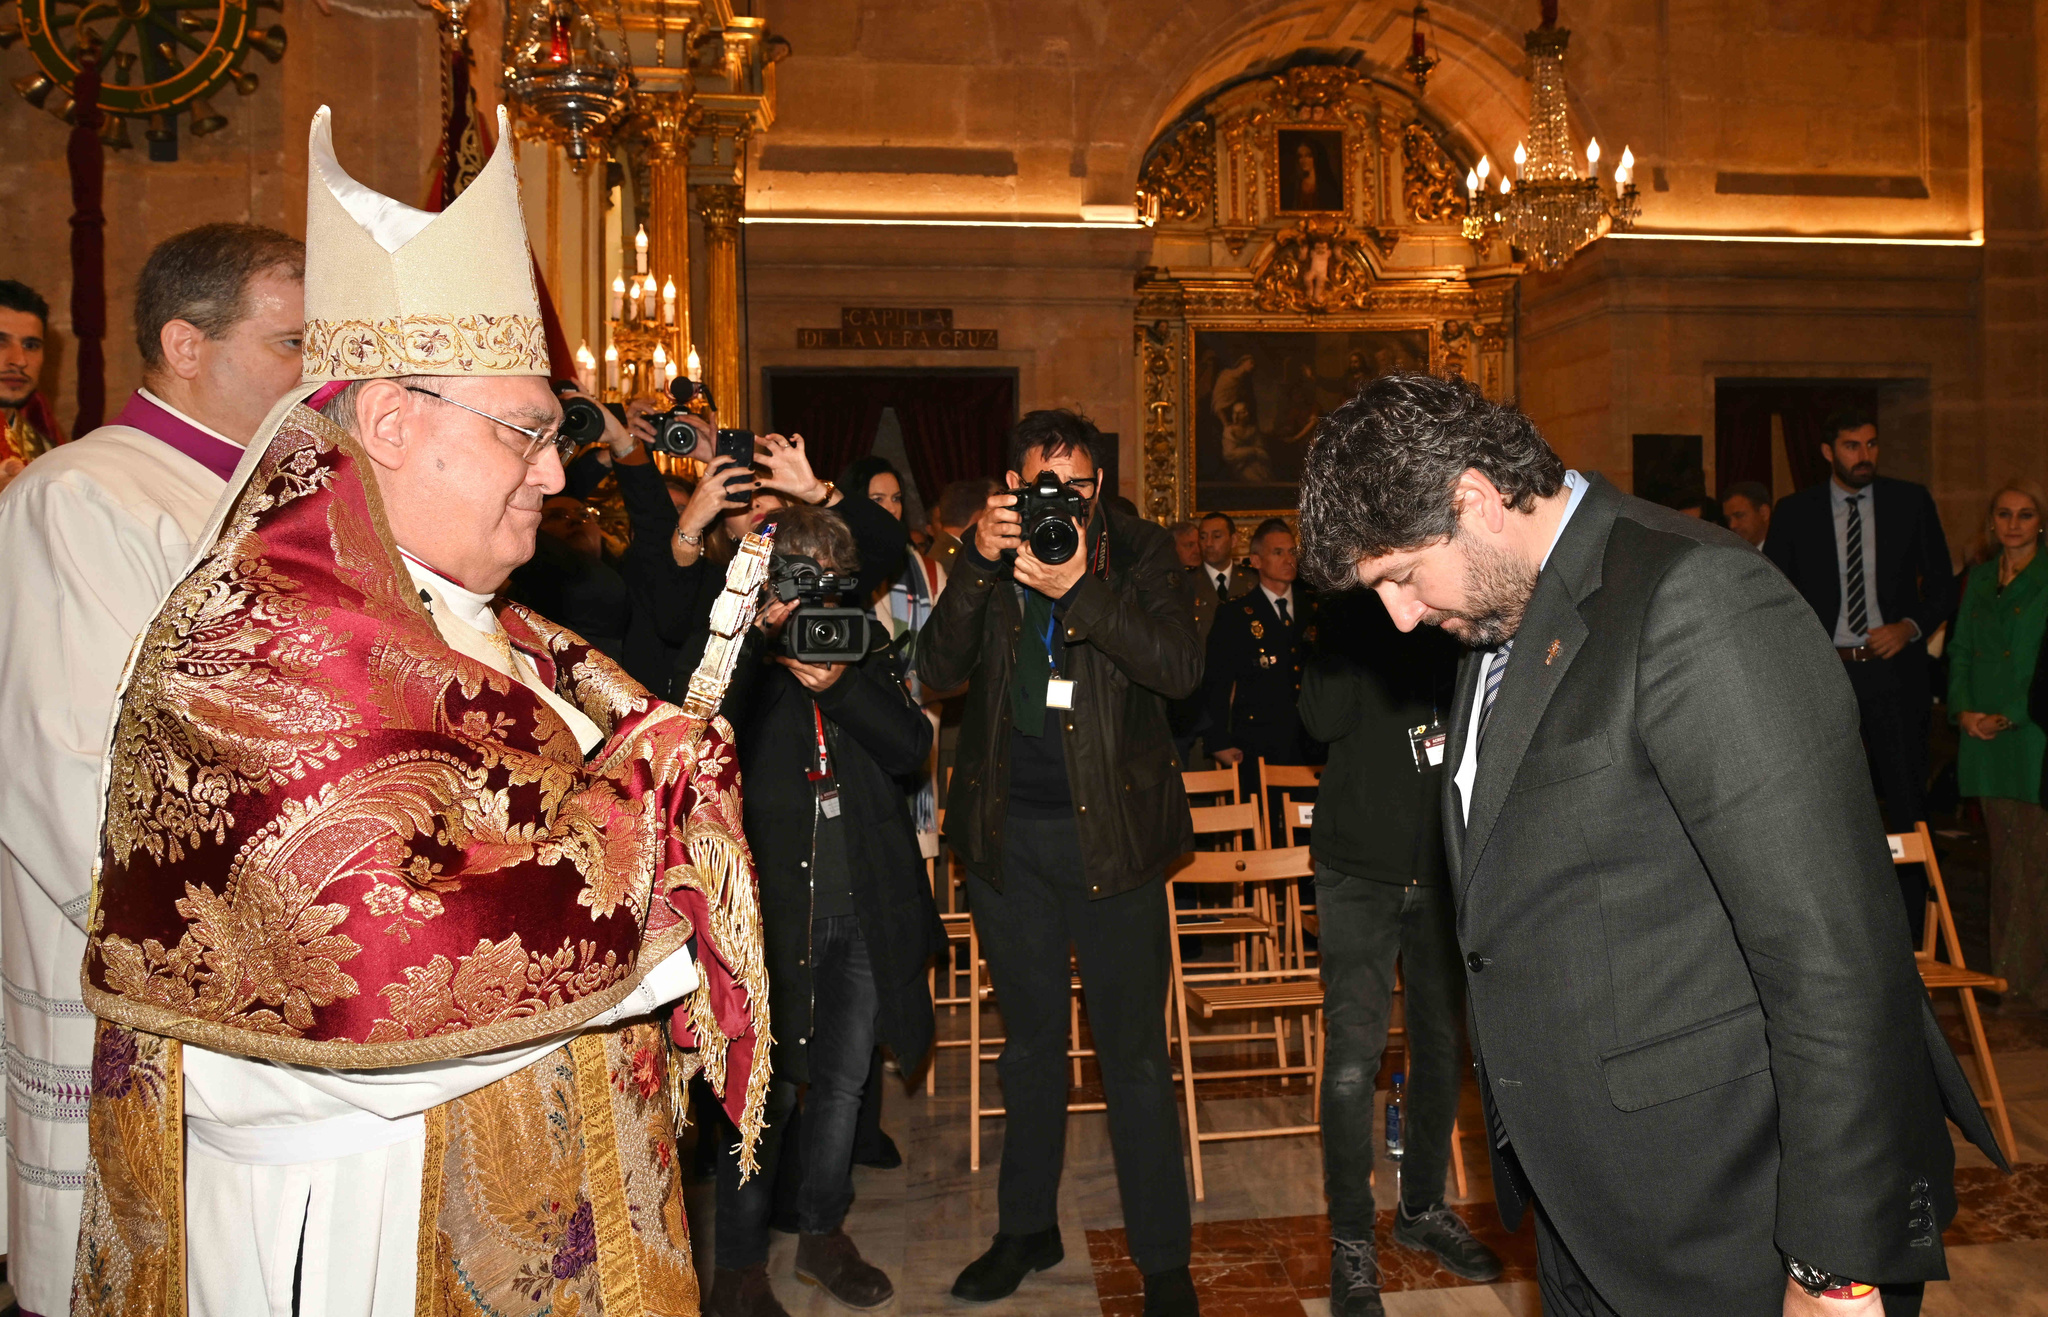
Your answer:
[1832,456,1875,489]
[1423,535,1538,650]
[0,379,34,410]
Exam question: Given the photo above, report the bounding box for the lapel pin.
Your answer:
[1544,639,1562,665]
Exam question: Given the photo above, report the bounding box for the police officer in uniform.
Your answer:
[1202,517,1323,804]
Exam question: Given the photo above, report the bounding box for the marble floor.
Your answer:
[680,999,2048,1316]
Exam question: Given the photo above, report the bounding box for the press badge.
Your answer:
[1408,721,1448,771]
[1046,678,1076,710]
[818,786,843,819]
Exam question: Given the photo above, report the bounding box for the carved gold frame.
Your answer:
[1269,125,1351,217]
[1137,273,1515,533]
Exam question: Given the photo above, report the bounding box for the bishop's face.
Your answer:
[401,375,566,592]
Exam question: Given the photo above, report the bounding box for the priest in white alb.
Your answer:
[0,222,305,1317]
[68,106,771,1317]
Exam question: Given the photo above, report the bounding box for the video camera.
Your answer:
[1011,469,1090,565]
[769,553,877,665]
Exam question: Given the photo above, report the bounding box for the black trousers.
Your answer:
[1315,868,1464,1236]
[1844,656,1931,938]
[714,915,878,1269]
[968,812,1192,1275]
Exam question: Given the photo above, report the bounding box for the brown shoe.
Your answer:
[704,1264,791,1317]
[795,1228,894,1310]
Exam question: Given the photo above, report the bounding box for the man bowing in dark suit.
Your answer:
[1764,411,1957,934]
[1297,375,2004,1317]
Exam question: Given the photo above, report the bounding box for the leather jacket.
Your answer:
[916,506,1199,898]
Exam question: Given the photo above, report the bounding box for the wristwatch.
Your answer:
[1786,1256,1866,1299]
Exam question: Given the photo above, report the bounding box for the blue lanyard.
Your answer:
[1041,605,1059,660]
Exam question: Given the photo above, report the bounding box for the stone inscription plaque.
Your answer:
[799,307,998,350]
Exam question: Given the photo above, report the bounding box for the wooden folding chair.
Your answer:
[1183,766,1241,806]
[1167,845,1325,1200]
[1891,822,2017,1163]
[1258,760,1322,968]
[927,806,976,1095]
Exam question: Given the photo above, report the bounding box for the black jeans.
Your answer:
[1316,866,1464,1237]
[1845,657,1931,938]
[968,812,1192,1275]
[714,915,879,1269]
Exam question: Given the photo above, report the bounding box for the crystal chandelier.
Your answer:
[1463,2,1640,270]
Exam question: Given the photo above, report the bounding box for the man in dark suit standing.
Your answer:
[1203,518,1322,802]
[1764,411,1955,933]
[1197,510,1259,600]
[1298,376,2003,1317]
[1169,520,1223,768]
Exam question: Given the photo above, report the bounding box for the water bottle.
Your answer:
[1386,1071,1405,1161]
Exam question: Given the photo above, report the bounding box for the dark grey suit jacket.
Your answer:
[1445,475,2002,1313]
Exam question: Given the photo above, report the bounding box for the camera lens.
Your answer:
[1030,517,1080,565]
[560,397,607,445]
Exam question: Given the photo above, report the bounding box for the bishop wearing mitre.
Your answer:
[70,105,770,1317]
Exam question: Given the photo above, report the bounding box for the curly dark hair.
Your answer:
[1298,374,1563,590]
[1008,408,1099,474]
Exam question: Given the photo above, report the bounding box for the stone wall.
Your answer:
[0,0,441,424]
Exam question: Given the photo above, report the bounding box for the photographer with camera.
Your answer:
[916,410,1202,1317]
[666,422,908,700]
[506,386,687,690]
[702,502,943,1317]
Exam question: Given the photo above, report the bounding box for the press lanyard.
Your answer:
[1041,606,1060,677]
[807,704,831,782]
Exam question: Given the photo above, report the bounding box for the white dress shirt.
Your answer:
[1456,471,1589,826]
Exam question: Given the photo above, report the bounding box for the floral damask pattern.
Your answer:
[302,313,549,379]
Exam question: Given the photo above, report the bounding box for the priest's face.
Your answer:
[386,375,565,593]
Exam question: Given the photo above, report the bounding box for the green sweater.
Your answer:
[1949,552,2048,802]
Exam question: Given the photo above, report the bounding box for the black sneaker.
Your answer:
[1391,1202,1503,1282]
[950,1228,1064,1303]
[1329,1237,1385,1317]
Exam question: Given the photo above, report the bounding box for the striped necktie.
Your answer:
[1478,640,1513,743]
[1845,494,1869,639]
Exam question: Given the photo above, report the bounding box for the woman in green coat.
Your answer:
[1950,478,2048,1003]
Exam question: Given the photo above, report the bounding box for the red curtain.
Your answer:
[766,373,1014,506]
[1714,381,1874,496]
[892,375,1014,507]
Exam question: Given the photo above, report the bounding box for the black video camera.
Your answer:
[769,553,875,664]
[646,377,719,457]
[1011,470,1090,565]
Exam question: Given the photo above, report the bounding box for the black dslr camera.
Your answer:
[550,380,611,449]
[645,377,742,458]
[769,553,875,664]
[1011,470,1090,565]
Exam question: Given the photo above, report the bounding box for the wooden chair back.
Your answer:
[1886,821,2017,1163]
[1183,767,1240,805]
[1189,801,1264,851]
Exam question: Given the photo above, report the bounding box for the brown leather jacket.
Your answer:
[916,507,1199,898]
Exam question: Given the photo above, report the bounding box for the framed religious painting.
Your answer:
[1191,327,1430,515]
[1273,127,1347,214]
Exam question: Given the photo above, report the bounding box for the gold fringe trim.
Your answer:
[415,1103,449,1317]
[166,1037,186,1317]
[571,1034,645,1317]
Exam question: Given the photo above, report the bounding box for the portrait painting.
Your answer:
[1276,128,1346,213]
[1192,328,1430,513]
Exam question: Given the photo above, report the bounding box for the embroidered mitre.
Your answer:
[300,103,548,381]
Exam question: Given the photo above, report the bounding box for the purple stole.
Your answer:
[108,391,242,482]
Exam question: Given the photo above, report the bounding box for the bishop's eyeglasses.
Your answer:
[405,386,576,464]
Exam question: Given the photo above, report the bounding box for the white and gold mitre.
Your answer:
[300,104,547,382]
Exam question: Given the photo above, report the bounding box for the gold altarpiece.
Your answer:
[1134,65,1518,527]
